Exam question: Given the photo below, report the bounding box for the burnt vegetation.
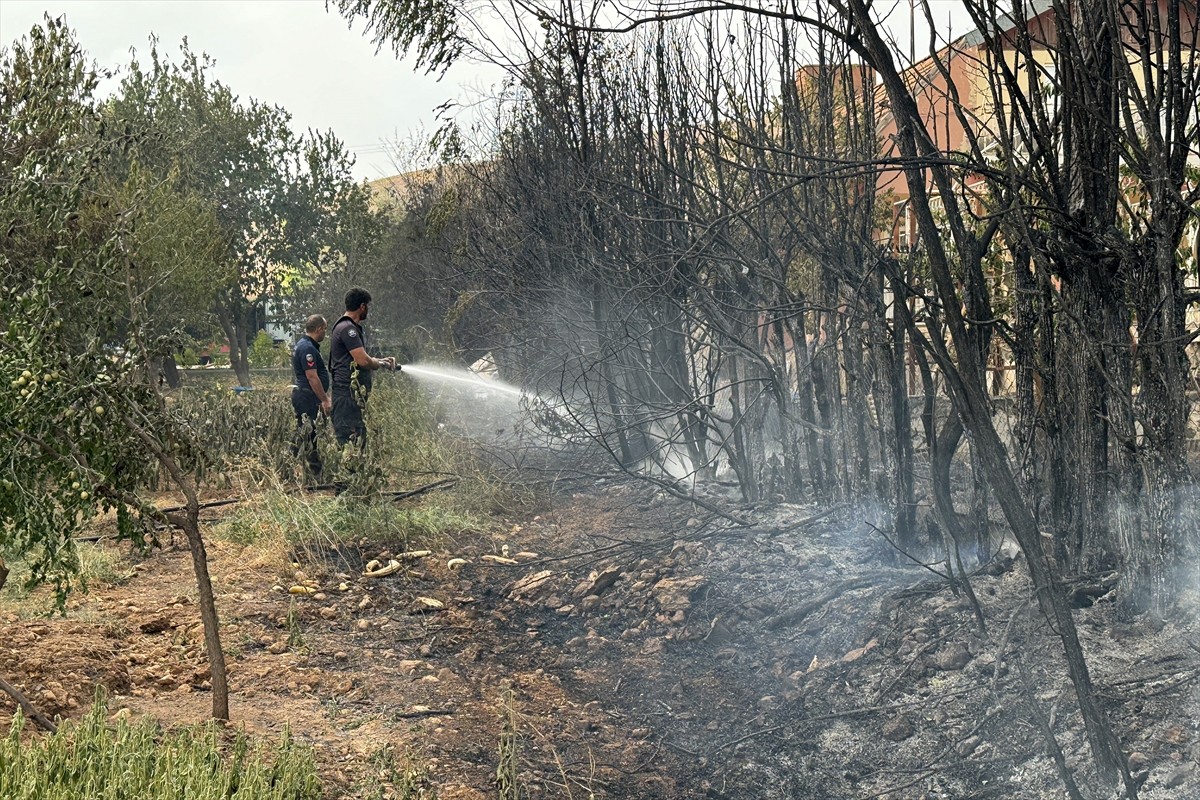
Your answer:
[338,0,1200,796]
[3,0,1200,798]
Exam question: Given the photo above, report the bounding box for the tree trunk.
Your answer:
[216,298,253,388]
[179,504,230,721]
[1124,223,1192,616]
[161,354,182,389]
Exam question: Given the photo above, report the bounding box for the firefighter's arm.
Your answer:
[349,347,395,371]
[304,368,330,409]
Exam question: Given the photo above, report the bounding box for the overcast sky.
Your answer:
[0,0,502,181]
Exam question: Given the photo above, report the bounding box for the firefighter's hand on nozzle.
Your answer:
[381,356,396,371]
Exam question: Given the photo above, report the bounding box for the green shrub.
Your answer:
[0,694,321,799]
[248,330,288,368]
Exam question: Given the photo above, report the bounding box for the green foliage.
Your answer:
[0,695,321,799]
[248,330,287,369]
[107,36,372,384]
[114,163,233,340]
[496,690,524,800]
[1,543,132,615]
[0,18,168,600]
[333,0,464,74]
[363,745,438,800]
[170,385,295,479]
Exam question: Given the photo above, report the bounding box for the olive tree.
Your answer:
[1,18,231,720]
[108,41,368,386]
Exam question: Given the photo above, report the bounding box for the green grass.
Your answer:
[0,694,321,800]
[362,745,438,800]
[0,542,132,615]
[212,489,483,563]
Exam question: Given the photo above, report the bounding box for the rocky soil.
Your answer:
[2,482,1199,799]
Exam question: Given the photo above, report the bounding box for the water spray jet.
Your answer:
[400,363,525,398]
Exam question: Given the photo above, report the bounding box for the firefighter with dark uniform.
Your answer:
[291,314,332,477]
[328,287,396,448]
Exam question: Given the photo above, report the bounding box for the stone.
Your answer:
[319,607,339,620]
[509,570,554,600]
[266,639,288,655]
[882,715,913,742]
[653,576,709,614]
[573,565,623,598]
[934,643,972,671]
[1162,725,1190,745]
[581,595,602,612]
[138,615,174,635]
[956,735,982,757]
[1128,752,1151,771]
[1162,764,1195,790]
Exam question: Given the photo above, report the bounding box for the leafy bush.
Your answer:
[0,695,321,799]
[170,385,295,483]
[248,330,288,369]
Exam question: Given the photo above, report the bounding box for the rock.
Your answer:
[334,651,348,661]
[1162,725,1190,745]
[956,735,982,757]
[1128,752,1151,772]
[355,619,371,631]
[581,594,602,612]
[266,639,288,654]
[398,660,424,674]
[319,607,339,620]
[138,615,174,635]
[1161,764,1195,789]
[882,715,913,742]
[543,594,563,610]
[934,642,972,671]
[653,575,709,614]
[704,616,735,645]
[573,565,623,598]
[509,570,554,600]
[841,639,879,664]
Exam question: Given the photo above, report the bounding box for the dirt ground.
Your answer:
[2,482,1200,799]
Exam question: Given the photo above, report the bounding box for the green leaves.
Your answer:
[106,36,370,384]
[333,0,465,74]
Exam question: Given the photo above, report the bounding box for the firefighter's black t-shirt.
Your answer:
[291,335,329,395]
[329,315,370,392]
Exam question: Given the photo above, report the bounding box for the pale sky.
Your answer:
[0,0,503,181]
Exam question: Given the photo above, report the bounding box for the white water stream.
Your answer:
[401,364,525,398]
